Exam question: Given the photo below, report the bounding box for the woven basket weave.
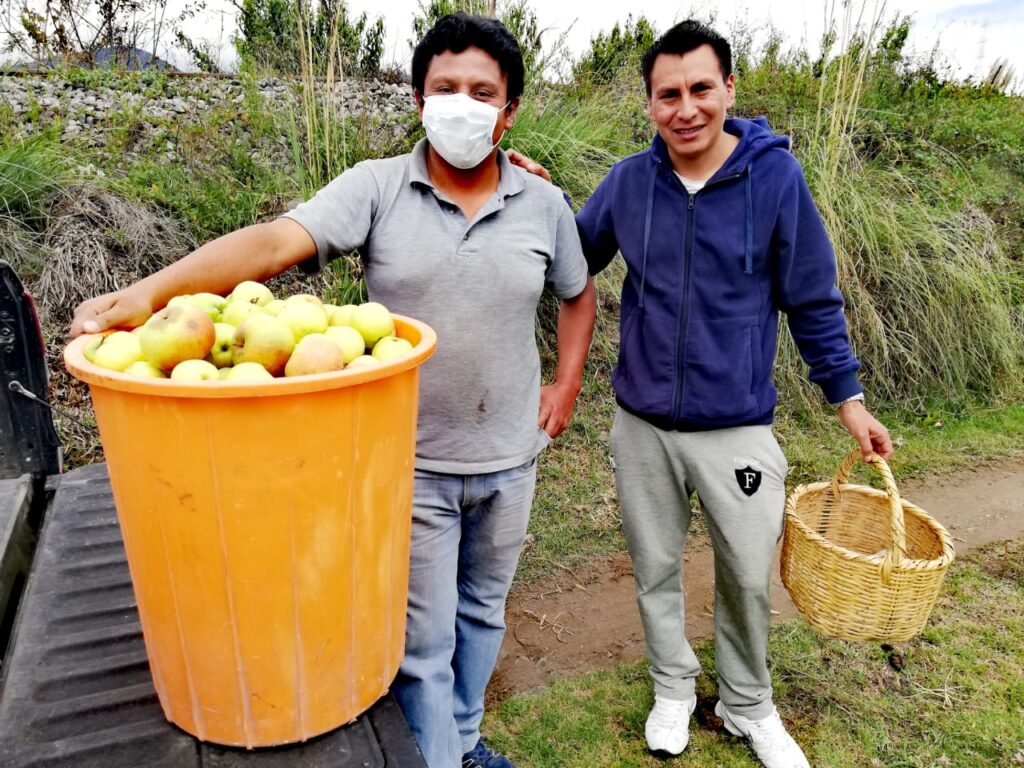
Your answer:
[780,451,955,642]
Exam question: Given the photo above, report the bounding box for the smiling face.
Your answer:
[416,45,518,146]
[646,44,736,176]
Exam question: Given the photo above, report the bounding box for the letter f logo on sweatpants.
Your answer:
[735,466,762,496]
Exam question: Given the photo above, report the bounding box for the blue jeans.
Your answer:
[393,460,537,768]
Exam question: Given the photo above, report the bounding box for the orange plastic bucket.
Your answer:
[64,316,436,748]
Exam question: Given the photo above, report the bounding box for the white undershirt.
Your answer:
[675,173,706,195]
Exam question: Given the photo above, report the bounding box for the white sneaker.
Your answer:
[715,701,811,768]
[645,694,697,755]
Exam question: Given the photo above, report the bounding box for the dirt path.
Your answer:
[489,456,1024,703]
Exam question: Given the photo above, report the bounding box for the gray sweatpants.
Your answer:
[610,407,788,720]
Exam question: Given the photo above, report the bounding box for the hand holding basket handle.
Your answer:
[837,399,893,461]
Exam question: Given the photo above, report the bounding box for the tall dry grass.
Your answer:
[775,0,1024,411]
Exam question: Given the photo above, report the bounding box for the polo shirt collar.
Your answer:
[409,138,526,199]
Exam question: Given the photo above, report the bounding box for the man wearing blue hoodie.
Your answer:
[515,18,891,768]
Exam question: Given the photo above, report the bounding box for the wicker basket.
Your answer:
[780,451,955,642]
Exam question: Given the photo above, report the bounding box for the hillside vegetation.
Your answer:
[1,9,1022,572]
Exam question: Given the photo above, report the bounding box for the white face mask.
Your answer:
[422,93,507,170]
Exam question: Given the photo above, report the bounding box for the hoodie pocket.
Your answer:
[680,316,760,422]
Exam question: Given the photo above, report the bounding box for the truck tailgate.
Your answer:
[0,463,425,767]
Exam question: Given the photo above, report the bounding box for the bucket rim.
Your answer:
[64,314,437,398]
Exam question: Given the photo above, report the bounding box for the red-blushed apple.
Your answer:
[139,304,217,372]
[284,334,346,377]
[232,314,295,376]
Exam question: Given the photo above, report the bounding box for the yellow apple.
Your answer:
[345,354,380,369]
[169,292,226,321]
[350,302,395,348]
[207,322,236,368]
[221,300,262,328]
[324,325,366,363]
[83,335,103,363]
[371,335,414,361]
[225,361,274,381]
[229,280,274,306]
[232,314,295,376]
[284,333,346,377]
[328,304,358,326]
[124,360,168,378]
[92,331,145,372]
[170,359,220,381]
[285,293,323,306]
[139,304,216,372]
[263,299,287,317]
[278,301,328,342]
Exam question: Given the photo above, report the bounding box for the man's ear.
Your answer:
[413,89,425,115]
[503,97,520,130]
[724,74,736,110]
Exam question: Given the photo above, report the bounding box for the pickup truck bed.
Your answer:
[0,463,424,768]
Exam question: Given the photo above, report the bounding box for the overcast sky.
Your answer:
[178,0,1022,88]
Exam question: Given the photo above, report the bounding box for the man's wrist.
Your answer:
[836,392,865,408]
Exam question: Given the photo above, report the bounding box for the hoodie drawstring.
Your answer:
[640,167,657,309]
[744,160,754,275]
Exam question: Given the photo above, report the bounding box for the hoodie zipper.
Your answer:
[669,170,745,424]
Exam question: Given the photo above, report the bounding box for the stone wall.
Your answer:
[1,73,416,144]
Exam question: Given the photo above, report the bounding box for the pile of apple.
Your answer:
[82,281,413,381]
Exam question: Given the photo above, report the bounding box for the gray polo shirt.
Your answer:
[283,140,588,474]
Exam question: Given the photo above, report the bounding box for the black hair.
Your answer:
[641,20,732,95]
[411,12,525,104]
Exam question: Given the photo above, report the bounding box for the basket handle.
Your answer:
[830,450,907,584]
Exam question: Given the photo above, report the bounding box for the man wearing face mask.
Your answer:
[70,13,596,768]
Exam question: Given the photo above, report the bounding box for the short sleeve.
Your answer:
[281,162,379,274]
[545,200,589,299]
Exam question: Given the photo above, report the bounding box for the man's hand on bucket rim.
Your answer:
[71,288,153,338]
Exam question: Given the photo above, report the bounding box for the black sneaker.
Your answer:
[461,738,515,768]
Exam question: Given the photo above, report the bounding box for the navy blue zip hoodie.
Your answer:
[577,117,862,431]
